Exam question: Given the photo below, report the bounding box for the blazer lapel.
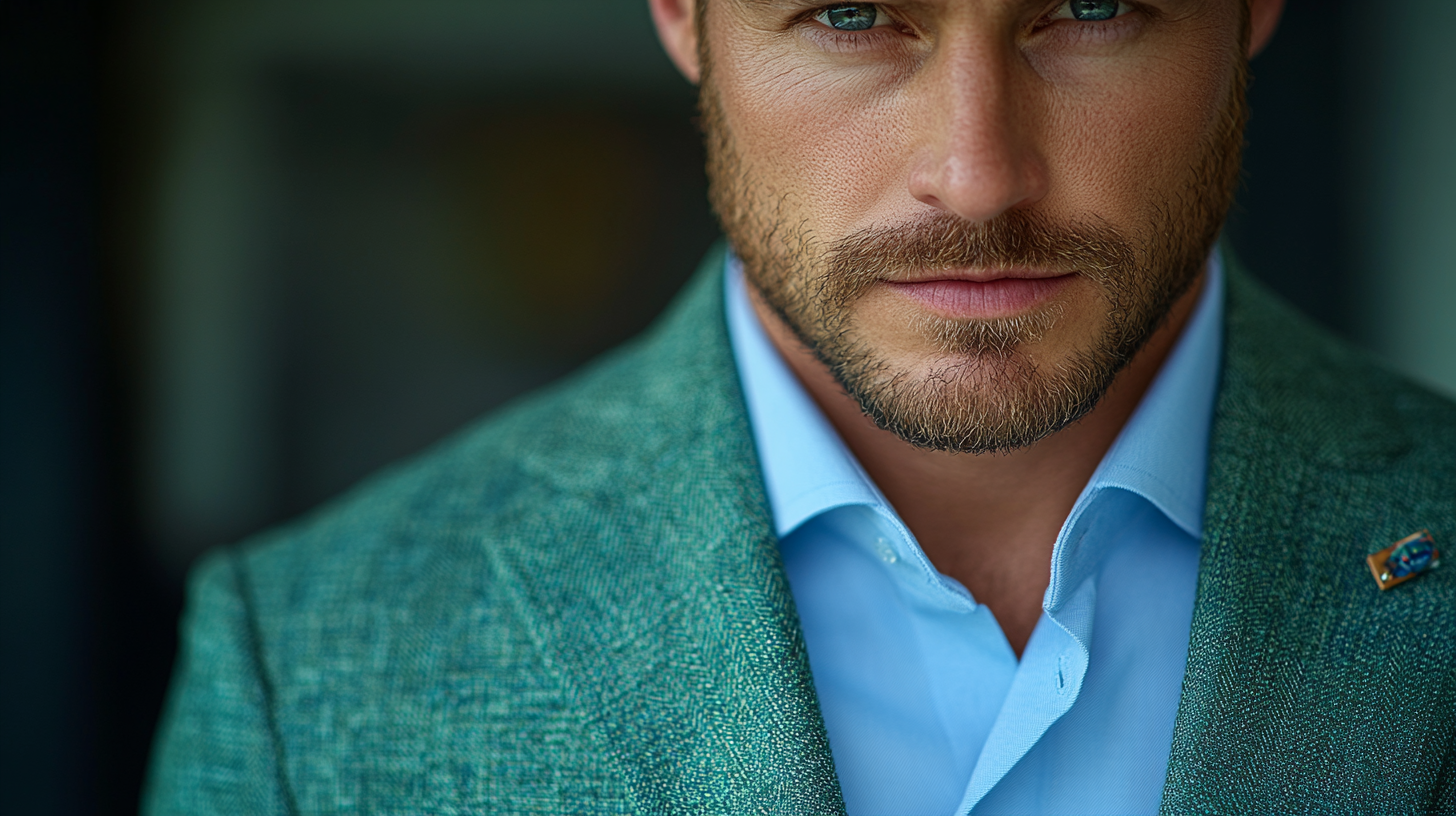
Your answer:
[1161,262,1456,812]
[484,245,846,814]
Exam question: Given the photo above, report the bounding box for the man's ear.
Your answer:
[649,0,702,84]
[1247,0,1285,58]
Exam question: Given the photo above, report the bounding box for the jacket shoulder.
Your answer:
[236,245,740,610]
[156,246,839,814]
[1222,265,1456,471]
[160,250,745,813]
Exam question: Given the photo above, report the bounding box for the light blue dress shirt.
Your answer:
[725,253,1224,816]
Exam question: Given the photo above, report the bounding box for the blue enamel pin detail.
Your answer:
[1368,530,1440,590]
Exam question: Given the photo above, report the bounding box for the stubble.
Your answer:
[699,32,1249,454]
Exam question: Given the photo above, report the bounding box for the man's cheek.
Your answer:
[780,119,917,238]
[1042,88,1213,223]
[724,67,910,212]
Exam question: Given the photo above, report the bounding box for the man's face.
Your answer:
[699,0,1248,453]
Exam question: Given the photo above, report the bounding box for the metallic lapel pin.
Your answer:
[1368,530,1440,590]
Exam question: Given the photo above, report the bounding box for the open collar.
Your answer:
[727,251,1225,618]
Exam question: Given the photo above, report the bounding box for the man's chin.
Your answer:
[828,342,1115,454]
[887,352,1039,390]
[852,331,1073,381]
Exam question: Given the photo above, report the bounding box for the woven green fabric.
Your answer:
[1162,257,1456,814]
[145,245,1456,815]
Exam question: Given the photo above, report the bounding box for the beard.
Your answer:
[700,57,1249,455]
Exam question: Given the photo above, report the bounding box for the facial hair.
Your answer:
[699,48,1249,454]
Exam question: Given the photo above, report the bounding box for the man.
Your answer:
[145,0,1456,813]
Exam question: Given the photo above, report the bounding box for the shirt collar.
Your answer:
[1041,252,1223,616]
[1085,251,1224,539]
[726,250,1223,587]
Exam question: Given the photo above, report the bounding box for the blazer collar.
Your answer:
[1159,255,1431,813]
[488,242,845,814]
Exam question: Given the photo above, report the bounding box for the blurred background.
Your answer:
[3,0,1454,812]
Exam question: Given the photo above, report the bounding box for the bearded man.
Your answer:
[145,0,1456,813]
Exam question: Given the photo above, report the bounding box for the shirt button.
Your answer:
[875,536,898,563]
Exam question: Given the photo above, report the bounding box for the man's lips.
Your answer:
[883,272,1075,320]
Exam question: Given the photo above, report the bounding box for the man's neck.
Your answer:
[746,276,1206,656]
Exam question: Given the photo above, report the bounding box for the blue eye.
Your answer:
[1067,0,1122,21]
[816,4,880,31]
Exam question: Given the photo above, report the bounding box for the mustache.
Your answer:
[822,209,1137,306]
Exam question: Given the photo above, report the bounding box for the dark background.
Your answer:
[4,0,1454,812]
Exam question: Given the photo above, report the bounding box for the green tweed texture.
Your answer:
[145,245,1456,815]
[1161,258,1456,814]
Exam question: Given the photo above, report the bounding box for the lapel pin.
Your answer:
[1367,530,1440,590]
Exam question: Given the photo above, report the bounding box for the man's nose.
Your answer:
[906,42,1049,223]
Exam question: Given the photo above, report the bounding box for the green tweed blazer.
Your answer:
[146,245,1456,815]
